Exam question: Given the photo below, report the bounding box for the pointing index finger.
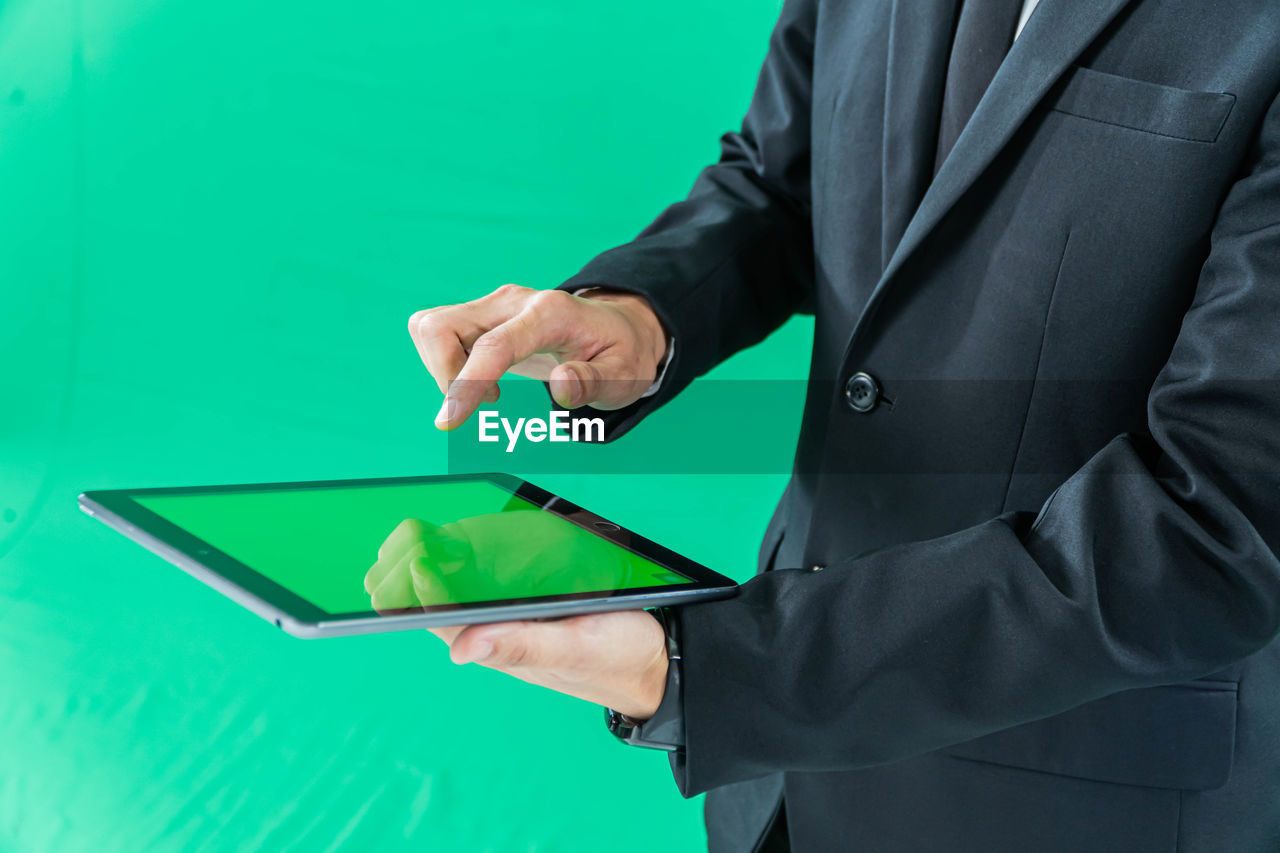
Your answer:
[436,311,560,430]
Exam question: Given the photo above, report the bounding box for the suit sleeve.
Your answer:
[667,90,1280,796]
[555,0,817,437]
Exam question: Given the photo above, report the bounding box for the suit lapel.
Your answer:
[880,0,961,271]
[860,0,1136,343]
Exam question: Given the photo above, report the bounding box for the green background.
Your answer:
[0,0,813,850]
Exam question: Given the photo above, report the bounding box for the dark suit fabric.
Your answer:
[561,0,1280,849]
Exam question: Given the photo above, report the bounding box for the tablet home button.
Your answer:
[593,521,621,532]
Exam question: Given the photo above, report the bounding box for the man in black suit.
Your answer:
[407,0,1280,849]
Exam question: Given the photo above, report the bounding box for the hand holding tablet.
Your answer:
[80,473,734,719]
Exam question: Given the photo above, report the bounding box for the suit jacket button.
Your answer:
[844,371,880,413]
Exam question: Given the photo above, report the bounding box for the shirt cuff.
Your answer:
[631,652,685,749]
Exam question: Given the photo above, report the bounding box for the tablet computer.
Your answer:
[79,473,738,638]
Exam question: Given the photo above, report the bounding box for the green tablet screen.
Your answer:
[134,480,691,616]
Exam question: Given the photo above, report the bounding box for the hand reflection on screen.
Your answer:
[362,511,637,614]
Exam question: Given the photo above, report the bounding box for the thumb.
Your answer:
[549,356,646,410]
[450,620,566,668]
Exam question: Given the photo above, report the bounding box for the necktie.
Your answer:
[933,0,1025,175]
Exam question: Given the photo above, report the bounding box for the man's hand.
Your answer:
[364,516,670,721]
[408,284,669,430]
[431,611,669,722]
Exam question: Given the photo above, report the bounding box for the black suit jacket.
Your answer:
[561,0,1280,849]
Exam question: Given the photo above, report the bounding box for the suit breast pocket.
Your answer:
[1048,65,1236,143]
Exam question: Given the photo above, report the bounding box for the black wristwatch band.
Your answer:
[605,607,685,751]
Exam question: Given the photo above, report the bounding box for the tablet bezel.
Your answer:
[78,473,738,638]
